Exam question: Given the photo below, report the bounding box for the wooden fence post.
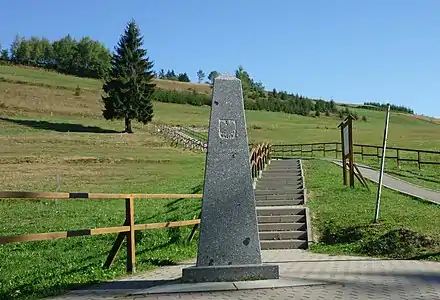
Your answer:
[335,143,338,158]
[323,143,326,157]
[311,144,314,157]
[377,147,380,163]
[396,149,400,168]
[187,211,201,243]
[361,146,364,160]
[300,144,303,157]
[126,198,135,273]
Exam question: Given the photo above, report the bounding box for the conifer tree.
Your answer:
[102,20,155,133]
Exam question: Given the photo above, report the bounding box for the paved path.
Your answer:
[47,250,440,300]
[331,160,440,205]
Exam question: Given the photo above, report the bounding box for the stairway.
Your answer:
[255,159,310,250]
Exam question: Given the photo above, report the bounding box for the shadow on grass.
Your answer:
[408,251,440,260]
[165,183,204,208]
[0,251,186,300]
[0,261,103,300]
[0,117,120,133]
[319,223,378,245]
[138,257,179,266]
[1,279,182,300]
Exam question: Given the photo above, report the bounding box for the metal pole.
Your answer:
[374,104,391,223]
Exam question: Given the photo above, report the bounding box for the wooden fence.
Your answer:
[180,126,208,143]
[156,125,257,153]
[0,192,203,274]
[155,124,207,152]
[250,143,271,179]
[271,142,440,169]
[0,143,271,274]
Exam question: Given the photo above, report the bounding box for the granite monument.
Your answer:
[181,74,279,283]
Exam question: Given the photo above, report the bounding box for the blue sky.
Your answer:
[1,0,439,117]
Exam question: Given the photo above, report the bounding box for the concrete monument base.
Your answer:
[181,264,279,283]
[131,277,329,295]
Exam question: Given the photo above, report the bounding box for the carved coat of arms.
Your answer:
[218,119,236,139]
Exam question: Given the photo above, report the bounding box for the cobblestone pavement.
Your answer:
[47,250,440,300]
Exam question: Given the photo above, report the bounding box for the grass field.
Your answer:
[304,160,440,261]
[1,65,440,299]
[0,119,206,299]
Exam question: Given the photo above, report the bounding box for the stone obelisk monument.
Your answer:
[182,74,279,283]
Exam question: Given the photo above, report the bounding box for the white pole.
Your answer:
[374,104,391,223]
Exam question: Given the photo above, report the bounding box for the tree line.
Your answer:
[1,35,111,79]
[361,102,414,114]
[0,36,219,85]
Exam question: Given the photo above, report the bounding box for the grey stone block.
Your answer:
[256,207,305,216]
[258,215,305,223]
[254,194,304,201]
[260,240,307,250]
[259,223,306,231]
[259,230,307,240]
[255,189,305,196]
[182,264,279,283]
[255,199,303,206]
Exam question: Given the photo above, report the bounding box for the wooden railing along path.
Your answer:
[155,124,207,152]
[0,143,272,274]
[271,142,440,169]
[156,125,258,153]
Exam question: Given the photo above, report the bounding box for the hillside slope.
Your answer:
[1,65,440,148]
[0,65,212,94]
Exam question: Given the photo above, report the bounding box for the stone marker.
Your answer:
[182,74,279,283]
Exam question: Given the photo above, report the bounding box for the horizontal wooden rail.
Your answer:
[0,226,131,244]
[0,191,203,199]
[0,220,202,245]
[271,142,440,169]
[0,192,204,274]
[133,219,200,231]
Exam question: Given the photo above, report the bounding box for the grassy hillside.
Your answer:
[0,65,212,94]
[1,65,440,299]
[2,66,440,148]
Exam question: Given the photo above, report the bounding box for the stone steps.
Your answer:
[255,194,305,201]
[255,190,305,196]
[257,185,304,191]
[259,230,306,239]
[256,206,305,216]
[257,182,303,188]
[258,215,305,223]
[259,178,303,184]
[260,239,307,250]
[259,222,306,231]
[255,158,310,251]
[256,199,303,206]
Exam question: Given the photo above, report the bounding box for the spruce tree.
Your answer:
[102,20,155,133]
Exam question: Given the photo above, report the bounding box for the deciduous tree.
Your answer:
[196,69,205,83]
